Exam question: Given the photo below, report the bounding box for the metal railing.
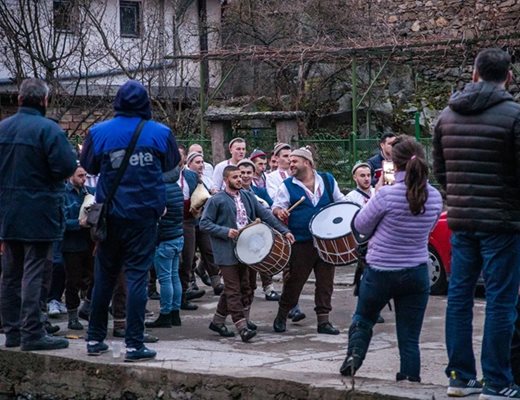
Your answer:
[177,133,435,191]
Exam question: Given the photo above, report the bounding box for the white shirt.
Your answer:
[345,187,375,208]
[212,159,234,191]
[272,171,345,209]
[203,162,214,181]
[266,169,290,199]
[177,170,190,200]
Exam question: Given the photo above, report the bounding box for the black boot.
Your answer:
[339,319,373,376]
[145,313,172,328]
[273,309,287,333]
[171,310,181,326]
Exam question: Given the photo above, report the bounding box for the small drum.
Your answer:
[309,202,361,265]
[235,222,291,276]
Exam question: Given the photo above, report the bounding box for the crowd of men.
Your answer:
[0,47,519,399]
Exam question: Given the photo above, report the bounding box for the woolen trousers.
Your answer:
[216,264,253,324]
[278,240,335,318]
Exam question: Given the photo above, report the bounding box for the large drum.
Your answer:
[309,202,361,265]
[235,221,291,276]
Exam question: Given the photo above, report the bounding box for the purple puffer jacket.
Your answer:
[354,171,443,268]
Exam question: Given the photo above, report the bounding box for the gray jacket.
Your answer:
[200,189,290,266]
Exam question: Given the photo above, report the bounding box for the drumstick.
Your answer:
[238,218,261,233]
[287,196,306,213]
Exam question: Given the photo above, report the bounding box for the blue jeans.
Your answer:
[352,264,430,379]
[446,231,520,388]
[87,219,157,349]
[154,237,184,314]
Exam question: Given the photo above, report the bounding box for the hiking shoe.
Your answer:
[87,341,109,356]
[447,371,483,397]
[21,335,69,351]
[68,318,84,330]
[479,384,520,399]
[125,346,156,362]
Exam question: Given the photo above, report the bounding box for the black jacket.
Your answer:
[157,167,184,242]
[0,107,77,241]
[433,81,520,233]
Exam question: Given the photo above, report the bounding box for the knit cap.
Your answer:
[249,149,266,161]
[273,142,291,156]
[290,146,314,166]
[237,158,256,171]
[186,151,203,165]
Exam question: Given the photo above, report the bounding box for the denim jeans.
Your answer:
[154,236,184,314]
[87,219,157,349]
[352,264,430,379]
[445,231,520,388]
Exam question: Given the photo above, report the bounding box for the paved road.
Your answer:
[1,265,486,399]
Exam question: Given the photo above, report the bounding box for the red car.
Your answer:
[428,211,451,295]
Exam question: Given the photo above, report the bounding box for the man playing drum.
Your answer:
[200,165,295,342]
[272,147,346,335]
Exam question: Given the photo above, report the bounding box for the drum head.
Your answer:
[235,223,274,264]
[309,202,361,240]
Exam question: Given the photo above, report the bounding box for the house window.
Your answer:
[53,0,75,33]
[120,1,141,38]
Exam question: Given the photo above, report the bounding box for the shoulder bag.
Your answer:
[86,119,146,242]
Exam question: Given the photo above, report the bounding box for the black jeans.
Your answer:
[1,241,52,343]
[63,250,94,310]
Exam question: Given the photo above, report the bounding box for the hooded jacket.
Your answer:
[80,81,180,222]
[433,81,520,233]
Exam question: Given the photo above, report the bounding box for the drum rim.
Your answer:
[234,221,276,265]
[309,201,361,240]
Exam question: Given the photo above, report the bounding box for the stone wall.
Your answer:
[376,0,520,41]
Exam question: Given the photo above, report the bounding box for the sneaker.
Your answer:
[21,335,69,351]
[57,301,67,314]
[47,300,61,317]
[87,341,109,356]
[125,346,156,362]
[479,384,520,399]
[447,371,483,397]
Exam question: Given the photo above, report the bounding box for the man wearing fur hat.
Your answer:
[266,142,291,199]
[212,137,246,191]
[272,147,346,335]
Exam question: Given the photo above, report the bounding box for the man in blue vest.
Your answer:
[272,147,345,335]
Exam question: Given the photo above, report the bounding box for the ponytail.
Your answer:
[391,135,429,215]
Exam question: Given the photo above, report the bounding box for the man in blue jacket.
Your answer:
[80,80,179,362]
[0,78,77,351]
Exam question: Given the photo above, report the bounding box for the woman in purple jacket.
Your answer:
[340,136,443,382]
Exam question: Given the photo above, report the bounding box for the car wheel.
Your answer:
[428,245,448,295]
